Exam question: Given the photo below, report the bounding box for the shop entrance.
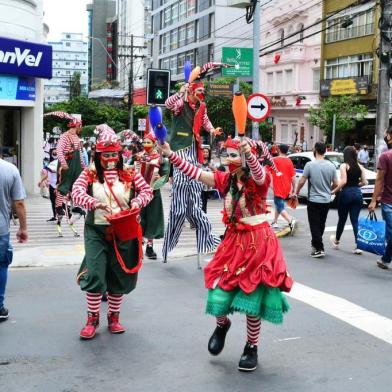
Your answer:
[0,107,21,168]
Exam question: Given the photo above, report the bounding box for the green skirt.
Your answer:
[206,285,289,324]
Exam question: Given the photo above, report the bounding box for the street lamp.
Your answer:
[86,36,118,69]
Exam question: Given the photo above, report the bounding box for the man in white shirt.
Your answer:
[358,145,369,168]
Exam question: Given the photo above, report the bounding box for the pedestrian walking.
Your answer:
[72,125,153,339]
[358,145,369,168]
[368,126,392,270]
[158,137,292,372]
[269,144,297,234]
[330,146,367,254]
[0,156,28,321]
[293,142,338,258]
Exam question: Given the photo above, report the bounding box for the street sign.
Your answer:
[207,83,233,98]
[138,118,146,132]
[247,93,271,122]
[222,47,253,77]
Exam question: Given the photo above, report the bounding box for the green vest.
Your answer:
[169,103,195,152]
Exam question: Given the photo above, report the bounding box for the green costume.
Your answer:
[57,150,83,196]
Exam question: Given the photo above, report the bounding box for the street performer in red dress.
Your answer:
[158,136,293,372]
[72,124,153,340]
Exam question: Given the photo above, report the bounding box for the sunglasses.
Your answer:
[101,152,119,158]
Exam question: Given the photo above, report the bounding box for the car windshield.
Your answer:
[325,154,344,169]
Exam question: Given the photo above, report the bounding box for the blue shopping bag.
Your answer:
[357,212,386,256]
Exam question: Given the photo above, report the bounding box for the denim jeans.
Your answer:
[336,187,363,244]
[0,233,13,309]
[381,203,392,264]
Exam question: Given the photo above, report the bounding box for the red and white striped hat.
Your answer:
[95,124,121,152]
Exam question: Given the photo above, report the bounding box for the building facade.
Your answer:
[86,0,116,89]
[149,0,252,82]
[44,33,88,106]
[260,0,323,149]
[321,0,379,146]
[0,0,52,194]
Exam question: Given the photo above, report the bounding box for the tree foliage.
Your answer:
[44,96,148,135]
[70,72,81,99]
[308,96,368,142]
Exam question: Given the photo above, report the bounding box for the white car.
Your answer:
[288,152,376,203]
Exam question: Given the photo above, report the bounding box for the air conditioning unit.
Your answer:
[227,0,251,8]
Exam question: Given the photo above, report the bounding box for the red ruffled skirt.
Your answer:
[204,221,293,294]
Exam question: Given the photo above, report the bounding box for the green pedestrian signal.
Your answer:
[147,69,171,105]
[155,89,163,100]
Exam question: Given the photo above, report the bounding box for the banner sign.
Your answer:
[320,77,369,97]
[207,83,233,98]
[0,36,52,79]
[0,75,35,101]
[222,47,253,77]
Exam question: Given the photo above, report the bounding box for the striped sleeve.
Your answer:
[131,172,153,208]
[165,93,184,115]
[168,151,202,180]
[57,134,70,166]
[71,169,99,210]
[202,107,214,132]
[246,153,266,185]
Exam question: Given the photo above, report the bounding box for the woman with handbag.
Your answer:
[72,124,153,340]
[158,137,292,372]
[330,146,367,254]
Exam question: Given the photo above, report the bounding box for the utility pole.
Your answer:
[375,0,392,163]
[118,35,146,130]
[252,0,261,140]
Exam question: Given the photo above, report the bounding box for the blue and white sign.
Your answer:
[0,36,52,79]
[0,75,35,101]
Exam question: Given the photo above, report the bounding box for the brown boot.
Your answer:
[80,312,100,340]
[107,312,126,334]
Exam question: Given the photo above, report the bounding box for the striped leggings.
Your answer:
[217,315,261,346]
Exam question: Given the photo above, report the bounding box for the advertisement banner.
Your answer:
[0,75,35,101]
[222,47,253,77]
[0,36,52,79]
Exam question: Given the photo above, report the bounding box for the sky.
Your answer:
[43,0,90,41]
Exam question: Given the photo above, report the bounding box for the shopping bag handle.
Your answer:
[367,211,378,221]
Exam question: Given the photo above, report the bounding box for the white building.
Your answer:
[44,33,88,106]
[0,0,52,194]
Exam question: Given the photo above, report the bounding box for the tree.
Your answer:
[70,72,81,99]
[308,96,368,143]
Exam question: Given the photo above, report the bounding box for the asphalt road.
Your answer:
[1,203,392,392]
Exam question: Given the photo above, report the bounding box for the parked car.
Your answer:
[288,152,376,204]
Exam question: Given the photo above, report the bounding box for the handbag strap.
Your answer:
[367,211,378,221]
[104,174,124,211]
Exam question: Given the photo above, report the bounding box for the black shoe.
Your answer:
[0,307,9,322]
[310,250,324,258]
[238,342,258,372]
[47,217,56,222]
[145,245,157,260]
[208,319,231,356]
[102,293,108,302]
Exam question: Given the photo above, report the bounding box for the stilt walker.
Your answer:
[132,132,169,259]
[157,93,293,372]
[162,62,229,262]
[72,124,153,339]
[44,112,86,237]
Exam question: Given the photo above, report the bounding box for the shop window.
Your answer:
[276,71,283,93]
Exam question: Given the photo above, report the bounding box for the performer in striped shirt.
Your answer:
[158,137,293,372]
[162,72,222,262]
[72,124,153,340]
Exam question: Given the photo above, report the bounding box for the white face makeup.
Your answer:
[225,147,241,164]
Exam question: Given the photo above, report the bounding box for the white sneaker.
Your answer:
[330,235,339,249]
[352,248,362,255]
[271,222,279,229]
[289,219,297,235]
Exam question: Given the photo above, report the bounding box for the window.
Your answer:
[65,62,70,65]
[278,28,284,47]
[171,3,178,23]
[66,34,71,39]
[164,6,171,26]
[186,50,194,66]
[170,29,178,50]
[325,6,374,43]
[325,54,373,80]
[297,23,304,42]
[186,22,195,44]
[66,42,70,47]
[267,72,273,94]
[312,68,320,91]
[281,124,289,143]
[285,69,293,92]
[178,52,185,74]
[179,25,186,47]
[276,71,283,93]
[187,0,196,17]
[161,58,170,70]
[179,0,186,20]
[170,56,177,74]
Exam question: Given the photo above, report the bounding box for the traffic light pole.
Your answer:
[252,0,261,140]
[128,34,134,130]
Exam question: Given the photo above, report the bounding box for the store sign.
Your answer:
[0,75,35,101]
[320,77,369,97]
[0,36,52,79]
[222,47,253,77]
[270,96,287,107]
[207,83,233,98]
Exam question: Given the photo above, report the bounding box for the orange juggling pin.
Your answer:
[232,92,248,137]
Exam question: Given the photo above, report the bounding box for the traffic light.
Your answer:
[147,68,171,106]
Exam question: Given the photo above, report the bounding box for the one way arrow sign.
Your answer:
[247,93,271,122]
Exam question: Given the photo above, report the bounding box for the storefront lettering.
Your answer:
[270,96,287,107]
[0,48,42,67]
